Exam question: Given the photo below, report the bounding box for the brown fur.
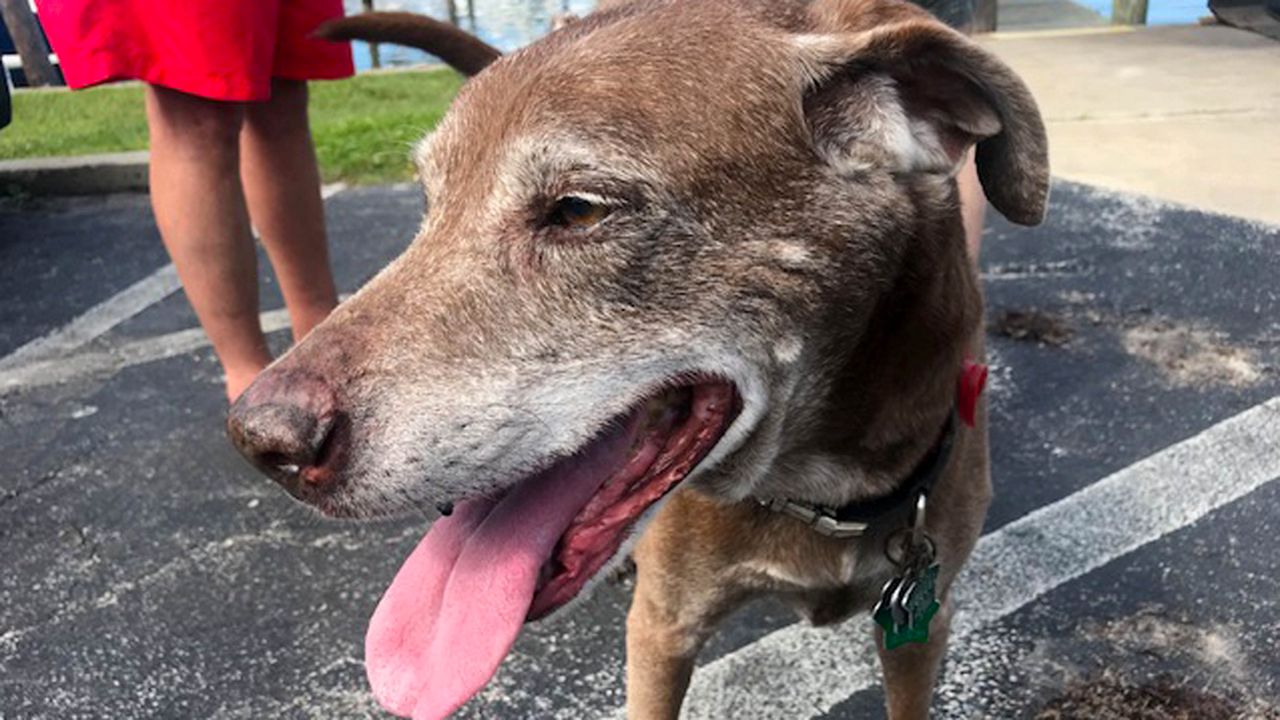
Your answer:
[233,1,1048,717]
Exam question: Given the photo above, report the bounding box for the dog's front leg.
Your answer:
[625,585,704,719]
[625,524,740,719]
[874,596,953,720]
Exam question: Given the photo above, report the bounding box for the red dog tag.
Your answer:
[957,361,988,428]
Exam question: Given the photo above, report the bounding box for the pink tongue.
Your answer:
[364,425,632,720]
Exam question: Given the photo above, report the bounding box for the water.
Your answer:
[1074,0,1210,24]
[342,0,1212,71]
[343,0,599,71]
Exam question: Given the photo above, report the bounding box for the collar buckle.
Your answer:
[760,497,870,538]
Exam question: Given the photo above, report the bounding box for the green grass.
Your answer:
[0,69,464,185]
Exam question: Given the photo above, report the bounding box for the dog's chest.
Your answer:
[739,543,893,626]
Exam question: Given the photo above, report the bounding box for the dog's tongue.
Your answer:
[364,425,632,720]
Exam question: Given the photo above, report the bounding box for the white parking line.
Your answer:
[621,395,1280,719]
[0,264,183,372]
[0,183,347,373]
[0,308,293,393]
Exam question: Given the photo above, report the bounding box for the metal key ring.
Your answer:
[909,493,928,548]
[884,528,937,567]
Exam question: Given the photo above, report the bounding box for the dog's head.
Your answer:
[228,0,1046,715]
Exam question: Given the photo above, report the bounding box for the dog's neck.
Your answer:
[767,202,982,509]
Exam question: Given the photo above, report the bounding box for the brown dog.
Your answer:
[227,1,1047,718]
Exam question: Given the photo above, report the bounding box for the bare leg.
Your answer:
[145,86,269,402]
[240,79,338,343]
[876,598,953,720]
[958,150,985,261]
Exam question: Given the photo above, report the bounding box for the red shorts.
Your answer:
[36,0,354,102]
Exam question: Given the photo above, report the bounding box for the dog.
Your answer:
[227,1,1048,718]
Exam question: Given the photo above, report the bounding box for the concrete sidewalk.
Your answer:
[980,24,1280,225]
[0,151,149,195]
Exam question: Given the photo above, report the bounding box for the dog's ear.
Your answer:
[315,12,501,77]
[797,19,1049,225]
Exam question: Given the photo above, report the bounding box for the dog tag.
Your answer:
[875,563,940,650]
[874,493,942,650]
[890,577,914,630]
[872,576,905,633]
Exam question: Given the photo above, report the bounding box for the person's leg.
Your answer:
[958,150,986,261]
[240,78,339,343]
[145,85,271,402]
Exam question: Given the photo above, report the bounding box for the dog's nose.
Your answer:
[227,371,342,494]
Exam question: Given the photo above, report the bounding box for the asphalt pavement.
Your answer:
[1,180,1278,719]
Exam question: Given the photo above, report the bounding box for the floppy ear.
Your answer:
[315,12,502,77]
[799,19,1049,225]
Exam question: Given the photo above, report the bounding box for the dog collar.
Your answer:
[756,361,987,539]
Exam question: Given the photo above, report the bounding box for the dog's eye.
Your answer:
[548,195,611,229]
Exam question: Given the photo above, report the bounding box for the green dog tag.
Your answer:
[873,563,940,650]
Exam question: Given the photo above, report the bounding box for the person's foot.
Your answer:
[225,364,268,404]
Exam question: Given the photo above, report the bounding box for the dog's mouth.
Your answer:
[364,379,739,719]
[529,381,738,618]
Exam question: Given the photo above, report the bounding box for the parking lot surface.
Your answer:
[2,181,1278,718]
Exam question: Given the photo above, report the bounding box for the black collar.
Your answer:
[757,411,958,538]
